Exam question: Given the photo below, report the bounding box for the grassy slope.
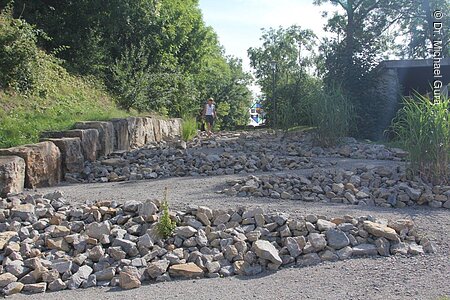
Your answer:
[0,65,128,148]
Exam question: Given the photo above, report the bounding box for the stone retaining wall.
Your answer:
[0,117,182,194]
[0,192,434,295]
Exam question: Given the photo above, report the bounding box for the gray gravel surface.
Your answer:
[19,159,450,300]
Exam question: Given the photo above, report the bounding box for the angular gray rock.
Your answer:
[285,237,302,258]
[326,229,350,250]
[308,233,327,251]
[175,226,197,238]
[48,279,67,291]
[0,156,25,197]
[85,221,111,240]
[67,265,93,289]
[146,260,170,279]
[253,240,282,265]
[317,219,336,231]
[352,244,378,256]
[375,237,390,256]
[94,267,116,282]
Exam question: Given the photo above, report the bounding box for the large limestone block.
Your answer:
[159,118,171,139]
[168,118,182,138]
[127,117,155,149]
[42,129,99,161]
[0,142,61,188]
[75,121,115,156]
[41,138,84,175]
[126,117,140,149]
[111,118,130,151]
[143,117,156,144]
[0,156,25,196]
[152,118,162,142]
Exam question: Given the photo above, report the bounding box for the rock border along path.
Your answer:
[8,173,450,300]
[0,191,436,297]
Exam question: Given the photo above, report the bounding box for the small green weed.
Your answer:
[156,187,177,239]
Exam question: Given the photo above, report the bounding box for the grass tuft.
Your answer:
[310,85,354,147]
[0,76,128,148]
[181,116,198,141]
[391,93,449,184]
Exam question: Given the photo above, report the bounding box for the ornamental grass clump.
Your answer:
[156,187,177,238]
[181,116,197,141]
[391,93,449,184]
[310,85,354,147]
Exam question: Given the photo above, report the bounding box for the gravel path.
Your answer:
[19,158,450,300]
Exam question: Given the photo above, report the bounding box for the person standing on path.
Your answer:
[202,97,216,137]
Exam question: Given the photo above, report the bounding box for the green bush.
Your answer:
[0,8,128,148]
[181,116,198,141]
[391,94,449,184]
[0,4,44,93]
[156,188,177,239]
[309,85,354,147]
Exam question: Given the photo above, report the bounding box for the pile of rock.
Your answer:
[72,131,408,184]
[69,142,316,184]
[0,192,434,295]
[219,167,450,209]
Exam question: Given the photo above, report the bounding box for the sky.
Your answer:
[198,0,338,73]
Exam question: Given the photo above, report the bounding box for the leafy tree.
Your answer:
[396,0,450,58]
[0,4,43,93]
[248,25,318,129]
[0,0,253,127]
[314,0,419,138]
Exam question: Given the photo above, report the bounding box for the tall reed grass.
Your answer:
[310,85,354,147]
[181,116,198,141]
[391,94,449,184]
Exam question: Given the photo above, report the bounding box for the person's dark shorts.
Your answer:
[205,115,214,126]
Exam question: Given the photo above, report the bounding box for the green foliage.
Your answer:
[0,7,128,148]
[314,0,418,138]
[0,75,128,148]
[157,188,177,239]
[248,25,318,129]
[109,42,150,112]
[1,0,253,126]
[396,0,450,58]
[181,116,197,141]
[310,85,354,147]
[0,4,46,93]
[391,94,449,184]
